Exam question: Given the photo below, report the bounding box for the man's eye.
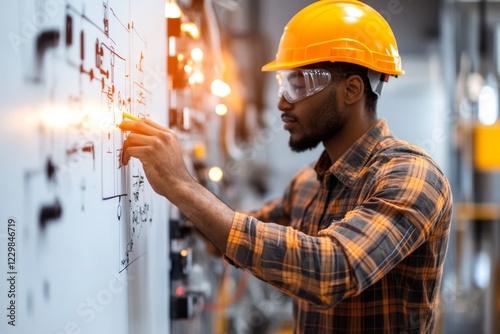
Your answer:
[291,83,305,92]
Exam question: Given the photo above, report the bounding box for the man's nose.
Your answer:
[277,94,293,112]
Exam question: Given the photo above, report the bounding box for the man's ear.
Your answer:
[344,75,364,105]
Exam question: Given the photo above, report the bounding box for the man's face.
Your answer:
[278,78,346,152]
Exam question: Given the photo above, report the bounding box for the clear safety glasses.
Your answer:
[277,68,332,103]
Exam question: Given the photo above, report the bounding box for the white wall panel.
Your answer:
[0,1,169,333]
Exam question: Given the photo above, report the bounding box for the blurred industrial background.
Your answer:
[0,0,500,333]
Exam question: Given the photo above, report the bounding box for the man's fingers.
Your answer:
[122,133,154,165]
[120,119,166,136]
[120,119,176,166]
[143,119,169,132]
[122,145,149,166]
[120,119,153,134]
[124,133,152,146]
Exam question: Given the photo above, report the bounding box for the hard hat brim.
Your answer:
[262,59,405,76]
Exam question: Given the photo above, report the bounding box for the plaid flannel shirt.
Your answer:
[225,119,453,333]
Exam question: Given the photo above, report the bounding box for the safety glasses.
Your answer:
[276,68,332,103]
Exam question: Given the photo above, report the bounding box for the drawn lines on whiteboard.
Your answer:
[23,0,153,272]
[119,168,152,273]
[65,2,152,205]
[66,141,95,172]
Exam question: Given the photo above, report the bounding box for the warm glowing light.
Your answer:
[165,1,182,18]
[184,64,193,73]
[211,79,231,97]
[42,107,82,129]
[188,72,205,85]
[181,22,200,39]
[208,166,224,183]
[193,142,206,160]
[97,110,123,132]
[215,103,228,116]
[41,105,125,133]
[191,48,203,62]
[177,54,185,62]
[180,249,188,257]
[82,105,111,130]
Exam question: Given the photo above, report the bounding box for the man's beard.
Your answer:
[289,90,344,152]
[289,133,321,152]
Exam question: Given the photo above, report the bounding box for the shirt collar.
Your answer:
[314,118,392,187]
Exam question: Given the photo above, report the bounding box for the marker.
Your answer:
[116,112,139,131]
[122,112,139,122]
[118,112,141,128]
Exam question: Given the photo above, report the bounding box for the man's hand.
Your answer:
[120,118,234,253]
[120,119,193,201]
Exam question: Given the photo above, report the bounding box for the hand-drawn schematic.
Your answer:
[1,1,168,333]
[55,0,157,272]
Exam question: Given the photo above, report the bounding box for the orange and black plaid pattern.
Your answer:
[225,119,453,333]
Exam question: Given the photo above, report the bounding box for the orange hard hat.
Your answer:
[262,0,404,75]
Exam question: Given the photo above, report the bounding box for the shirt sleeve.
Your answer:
[224,155,452,309]
[246,195,291,226]
[244,165,314,225]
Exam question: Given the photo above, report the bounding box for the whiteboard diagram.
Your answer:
[0,1,169,333]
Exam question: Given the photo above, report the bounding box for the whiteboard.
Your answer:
[0,1,169,333]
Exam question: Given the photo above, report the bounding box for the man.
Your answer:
[121,1,452,333]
